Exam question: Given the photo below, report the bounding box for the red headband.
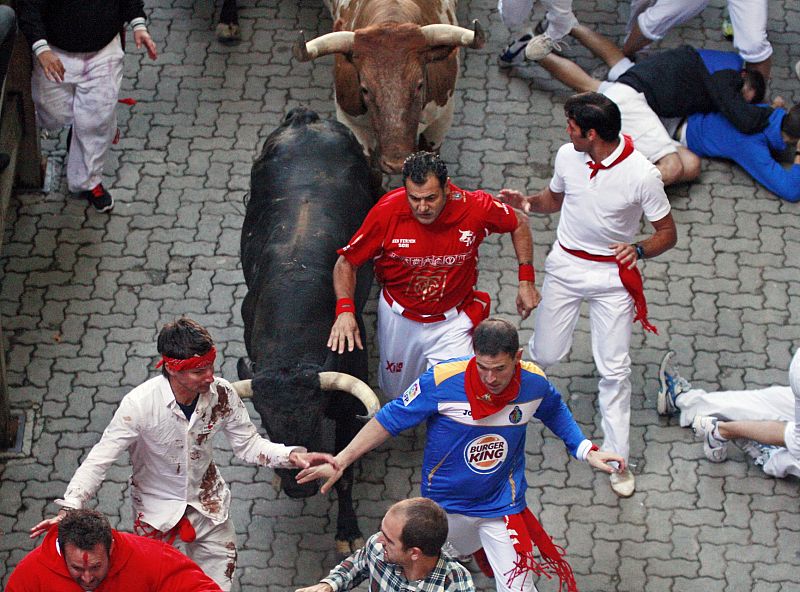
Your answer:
[156,347,217,372]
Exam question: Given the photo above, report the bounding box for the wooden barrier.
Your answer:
[0,1,44,448]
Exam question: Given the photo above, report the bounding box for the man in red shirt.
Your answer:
[328,151,540,399]
[7,509,221,591]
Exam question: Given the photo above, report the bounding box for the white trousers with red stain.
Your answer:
[447,513,537,592]
[377,293,474,399]
[134,506,238,591]
[630,0,771,63]
[676,385,800,479]
[497,0,579,42]
[31,35,123,192]
[531,243,634,461]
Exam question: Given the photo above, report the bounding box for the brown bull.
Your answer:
[294,0,484,174]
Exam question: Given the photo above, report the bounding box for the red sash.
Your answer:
[559,243,658,334]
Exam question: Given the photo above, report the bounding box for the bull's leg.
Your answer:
[333,419,363,554]
[216,0,241,44]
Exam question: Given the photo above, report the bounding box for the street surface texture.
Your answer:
[1,0,799,590]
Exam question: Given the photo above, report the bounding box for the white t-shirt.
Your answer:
[550,138,671,256]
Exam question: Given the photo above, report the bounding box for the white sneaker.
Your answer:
[795,60,800,81]
[498,30,533,68]
[609,469,635,497]
[524,32,567,61]
[692,415,728,462]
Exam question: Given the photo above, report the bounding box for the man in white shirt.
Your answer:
[29,317,336,590]
[500,92,677,498]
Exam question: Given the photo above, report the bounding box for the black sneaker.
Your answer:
[80,183,114,212]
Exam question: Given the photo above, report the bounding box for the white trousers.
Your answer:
[531,243,634,461]
[377,293,474,398]
[676,385,800,479]
[447,513,537,592]
[497,0,578,41]
[134,506,238,591]
[635,0,771,63]
[31,36,124,192]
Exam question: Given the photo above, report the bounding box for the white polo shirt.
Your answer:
[550,137,670,256]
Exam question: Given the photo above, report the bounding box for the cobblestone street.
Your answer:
[1,0,799,590]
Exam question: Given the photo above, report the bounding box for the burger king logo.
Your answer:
[463,434,508,474]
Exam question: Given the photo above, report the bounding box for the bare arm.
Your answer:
[611,212,677,270]
[498,187,565,214]
[295,418,391,494]
[510,209,541,319]
[327,256,362,353]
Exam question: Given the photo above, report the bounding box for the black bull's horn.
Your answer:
[230,372,381,420]
[292,19,485,62]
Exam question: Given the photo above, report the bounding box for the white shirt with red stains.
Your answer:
[56,375,299,531]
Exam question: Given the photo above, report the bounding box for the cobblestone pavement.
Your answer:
[1,0,799,590]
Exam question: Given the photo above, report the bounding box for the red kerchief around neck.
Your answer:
[587,134,634,179]
[464,357,522,420]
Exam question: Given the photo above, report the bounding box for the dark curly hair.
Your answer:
[58,509,113,555]
[401,152,448,188]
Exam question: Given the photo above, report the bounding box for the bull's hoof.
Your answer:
[216,23,241,44]
[335,539,352,557]
[334,537,365,557]
[237,357,253,380]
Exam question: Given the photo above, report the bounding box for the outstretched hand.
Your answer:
[288,451,338,470]
[586,449,626,474]
[30,509,67,539]
[296,463,344,495]
[498,189,531,213]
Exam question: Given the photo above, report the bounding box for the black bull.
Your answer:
[239,107,378,549]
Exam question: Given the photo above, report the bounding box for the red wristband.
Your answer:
[518,264,535,283]
[336,298,355,317]
[589,444,599,452]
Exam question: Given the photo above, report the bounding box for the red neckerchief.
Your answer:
[464,357,522,420]
[587,134,634,179]
[155,347,217,372]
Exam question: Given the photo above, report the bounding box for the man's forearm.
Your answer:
[510,211,534,267]
[527,187,564,214]
[637,213,677,259]
[335,418,391,470]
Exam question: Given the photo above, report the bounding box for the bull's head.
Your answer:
[294,20,485,174]
[232,371,380,497]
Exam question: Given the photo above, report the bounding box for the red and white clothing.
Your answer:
[55,375,300,589]
[532,138,669,461]
[339,182,519,398]
[6,526,222,591]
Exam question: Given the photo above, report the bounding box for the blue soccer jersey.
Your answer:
[376,358,592,517]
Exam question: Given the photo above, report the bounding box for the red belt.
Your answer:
[559,242,658,334]
[382,290,456,323]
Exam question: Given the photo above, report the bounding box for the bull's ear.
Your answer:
[333,18,345,32]
[334,55,367,116]
[423,49,458,107]
[423,45,458,64]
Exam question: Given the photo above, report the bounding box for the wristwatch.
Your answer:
[635,244,645,260]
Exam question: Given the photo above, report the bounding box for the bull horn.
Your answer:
[293,30,355,62]
[420,19,486,50]
[231,379,253,398]
[319,372,380,419]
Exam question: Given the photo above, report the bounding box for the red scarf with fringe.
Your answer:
[504,508,578,592]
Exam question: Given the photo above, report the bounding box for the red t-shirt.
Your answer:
[338,182,519,315]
